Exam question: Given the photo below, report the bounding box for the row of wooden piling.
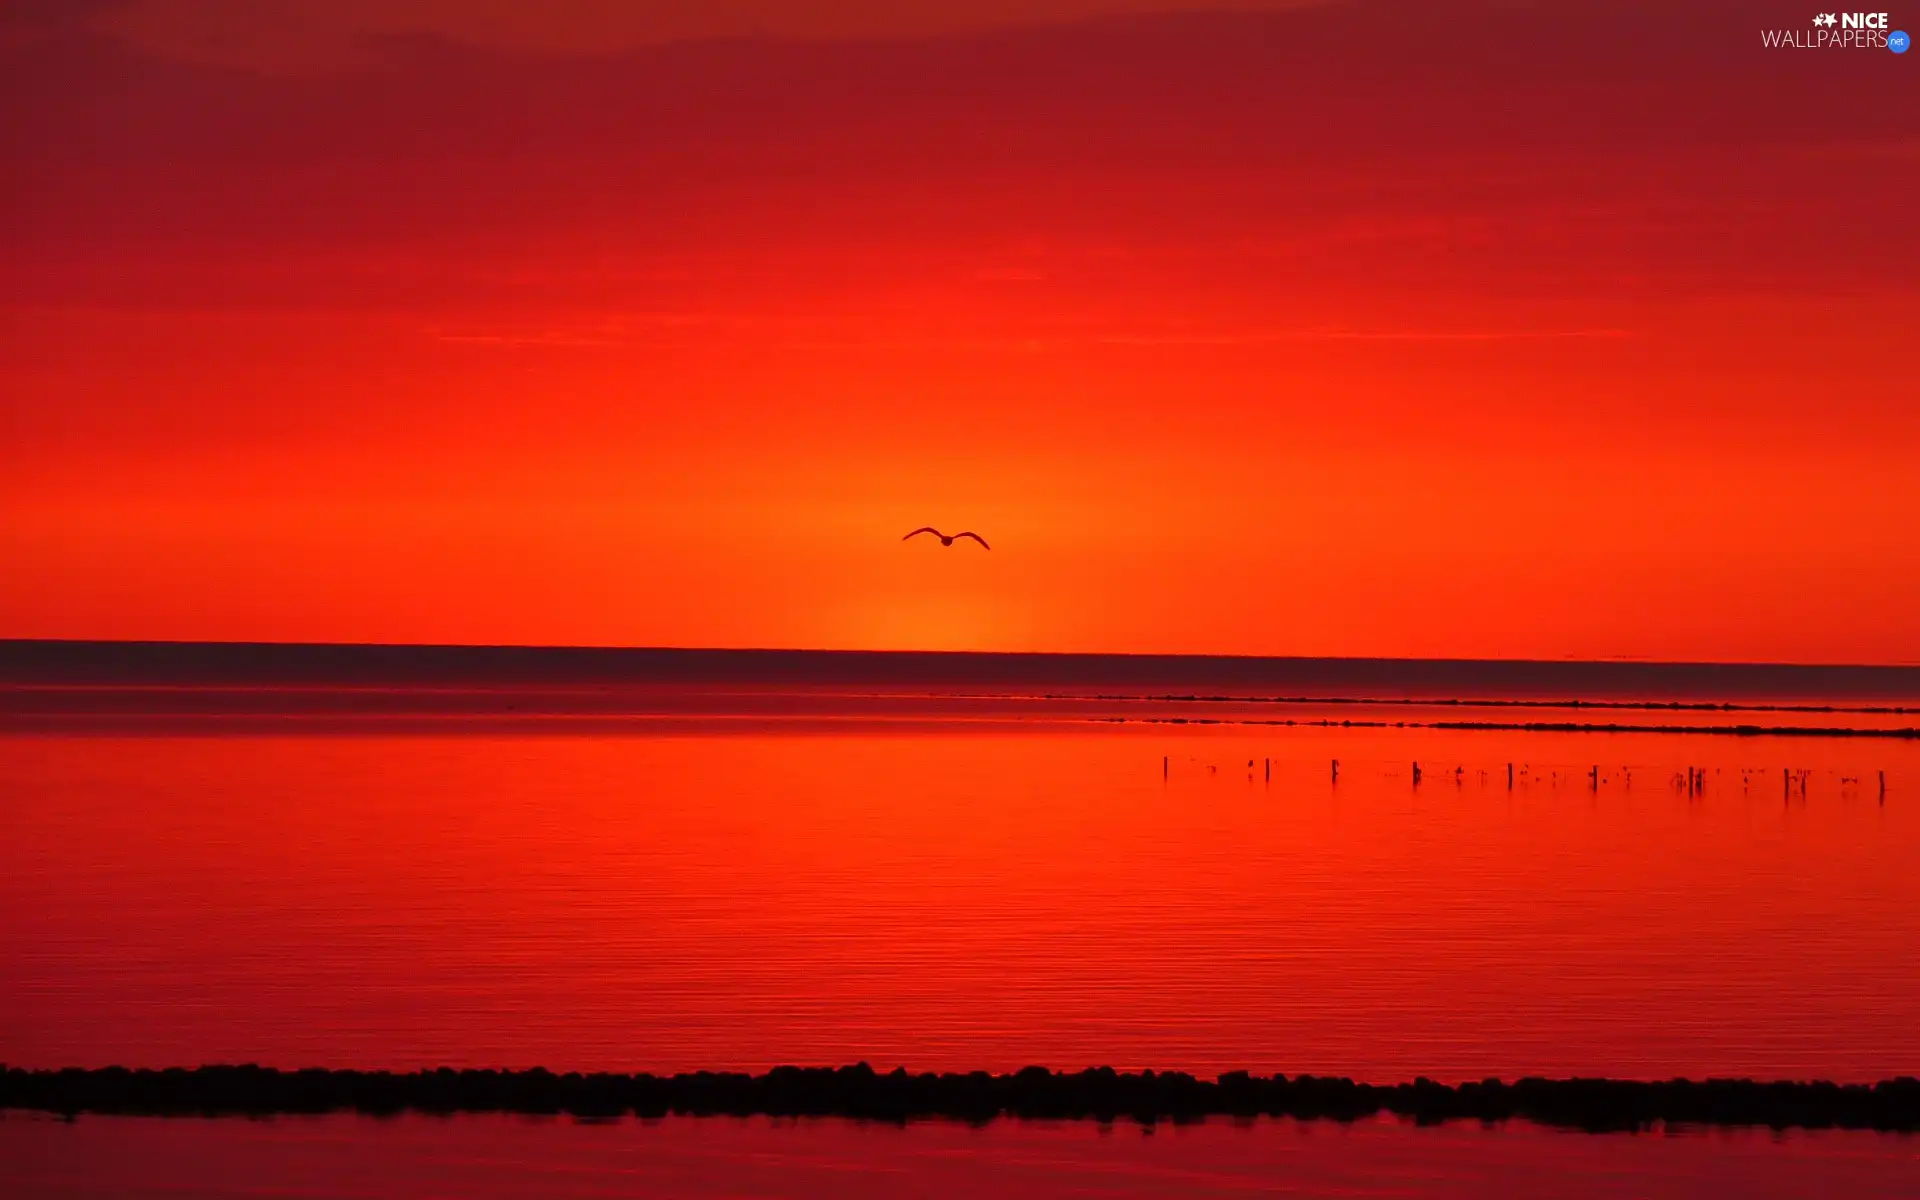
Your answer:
[1161,756,1891,799]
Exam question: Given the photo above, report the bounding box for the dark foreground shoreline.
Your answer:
[6,1066,1918,1132]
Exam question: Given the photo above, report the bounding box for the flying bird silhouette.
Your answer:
[903,527,990,549]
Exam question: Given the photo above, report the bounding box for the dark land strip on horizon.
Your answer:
[5,1066,1918,1133]
[6,641,1920,706]
[1042,693,1915,715]
[1097,717,1920,739]
[7,686,1912,717]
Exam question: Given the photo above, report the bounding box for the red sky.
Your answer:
[3,1,1916,662]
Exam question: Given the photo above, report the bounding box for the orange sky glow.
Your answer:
[3,1,1916,661]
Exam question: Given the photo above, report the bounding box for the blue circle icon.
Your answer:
[1892,29,1911,53]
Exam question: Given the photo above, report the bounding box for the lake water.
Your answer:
[5,1111,1917,1199]
[4,646,1920,1194]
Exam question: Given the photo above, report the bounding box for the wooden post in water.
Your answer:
[1507,762,1513,789]
[1882,770,1888,802]
[1162,755,1168,781]
[1412,761,1422,786]
[1331,758,1339,783]
[1264,757,1271,782]
[1590,766,1599,791]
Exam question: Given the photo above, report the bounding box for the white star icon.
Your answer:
[1813,12,1837,26]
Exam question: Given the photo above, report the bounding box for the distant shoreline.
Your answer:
[8,694,1912,739]
[1052,692,1915,715]
[6,1065,1917,1132]
[4,641,1919,706]
[1098,717,1920,738]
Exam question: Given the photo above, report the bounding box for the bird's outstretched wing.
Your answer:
[902,527,943,541]
[953,532,991,549]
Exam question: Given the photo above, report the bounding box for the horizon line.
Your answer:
[3,637,1920,674]
[7,1063,1918,1132]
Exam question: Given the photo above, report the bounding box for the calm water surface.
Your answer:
[6,1112,1918,1199]
[4,692,1918,1080]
